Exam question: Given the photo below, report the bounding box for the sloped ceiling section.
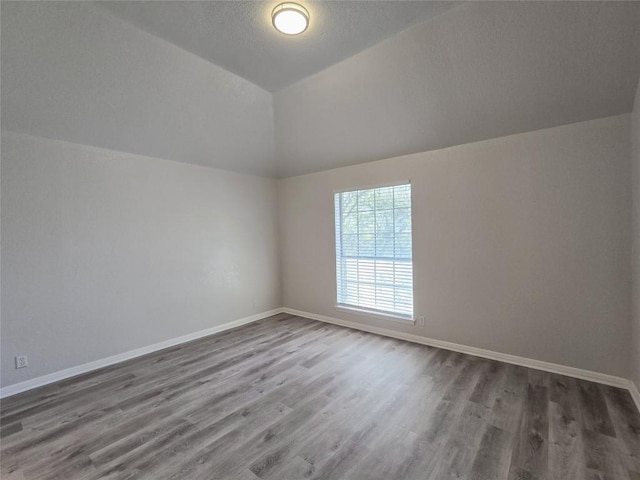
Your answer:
[95,1,457,93]
[2,2,640,178]
[275,1,640,177]
[1,2,275,176]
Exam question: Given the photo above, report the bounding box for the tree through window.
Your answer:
[334,183,413,318]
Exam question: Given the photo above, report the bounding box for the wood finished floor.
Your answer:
[1,314,639,480]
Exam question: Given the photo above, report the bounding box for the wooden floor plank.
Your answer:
[1,314,637,480]
[548,375,585,480]
[507,382,549,480]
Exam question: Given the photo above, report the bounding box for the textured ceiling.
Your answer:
[274,1,640,176]
[1,2,276,176]
[95,1,458,92]
[2,2,639,178]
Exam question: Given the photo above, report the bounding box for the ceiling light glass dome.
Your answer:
[272,3,309,35]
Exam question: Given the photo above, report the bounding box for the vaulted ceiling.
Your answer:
[95,1,457,92]
[2,1,640,177]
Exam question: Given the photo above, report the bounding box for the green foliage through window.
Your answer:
[334,184,413,318]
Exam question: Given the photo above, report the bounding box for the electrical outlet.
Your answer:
[418,316,425,326]
[15,355,28,369]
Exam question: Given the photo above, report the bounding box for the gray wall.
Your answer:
[632,79,640,390]
[1,132,280,388]
[279,115,632,378]
[1,2,275,176]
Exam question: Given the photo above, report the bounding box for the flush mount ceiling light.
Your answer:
[272,2,309,35]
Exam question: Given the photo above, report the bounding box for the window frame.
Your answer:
[333,181,415,324]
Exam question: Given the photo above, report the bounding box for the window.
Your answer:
[334,183,413,319]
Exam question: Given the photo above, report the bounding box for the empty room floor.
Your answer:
[1,313,639,480]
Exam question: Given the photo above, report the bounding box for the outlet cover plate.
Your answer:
[15,355,28,369]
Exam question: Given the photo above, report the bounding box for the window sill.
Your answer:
[334,305,415,325]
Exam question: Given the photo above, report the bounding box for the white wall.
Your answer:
[632,79,640,390]
[279,115,632,378]
[1,131,280,388]
[1,2,275,177]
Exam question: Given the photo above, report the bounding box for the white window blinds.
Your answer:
[334,183,413,318]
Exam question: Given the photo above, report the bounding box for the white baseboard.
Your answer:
[0,308,285,399]
[4,306,639,415]
[283,308,640,410]
[629,382,640,414]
